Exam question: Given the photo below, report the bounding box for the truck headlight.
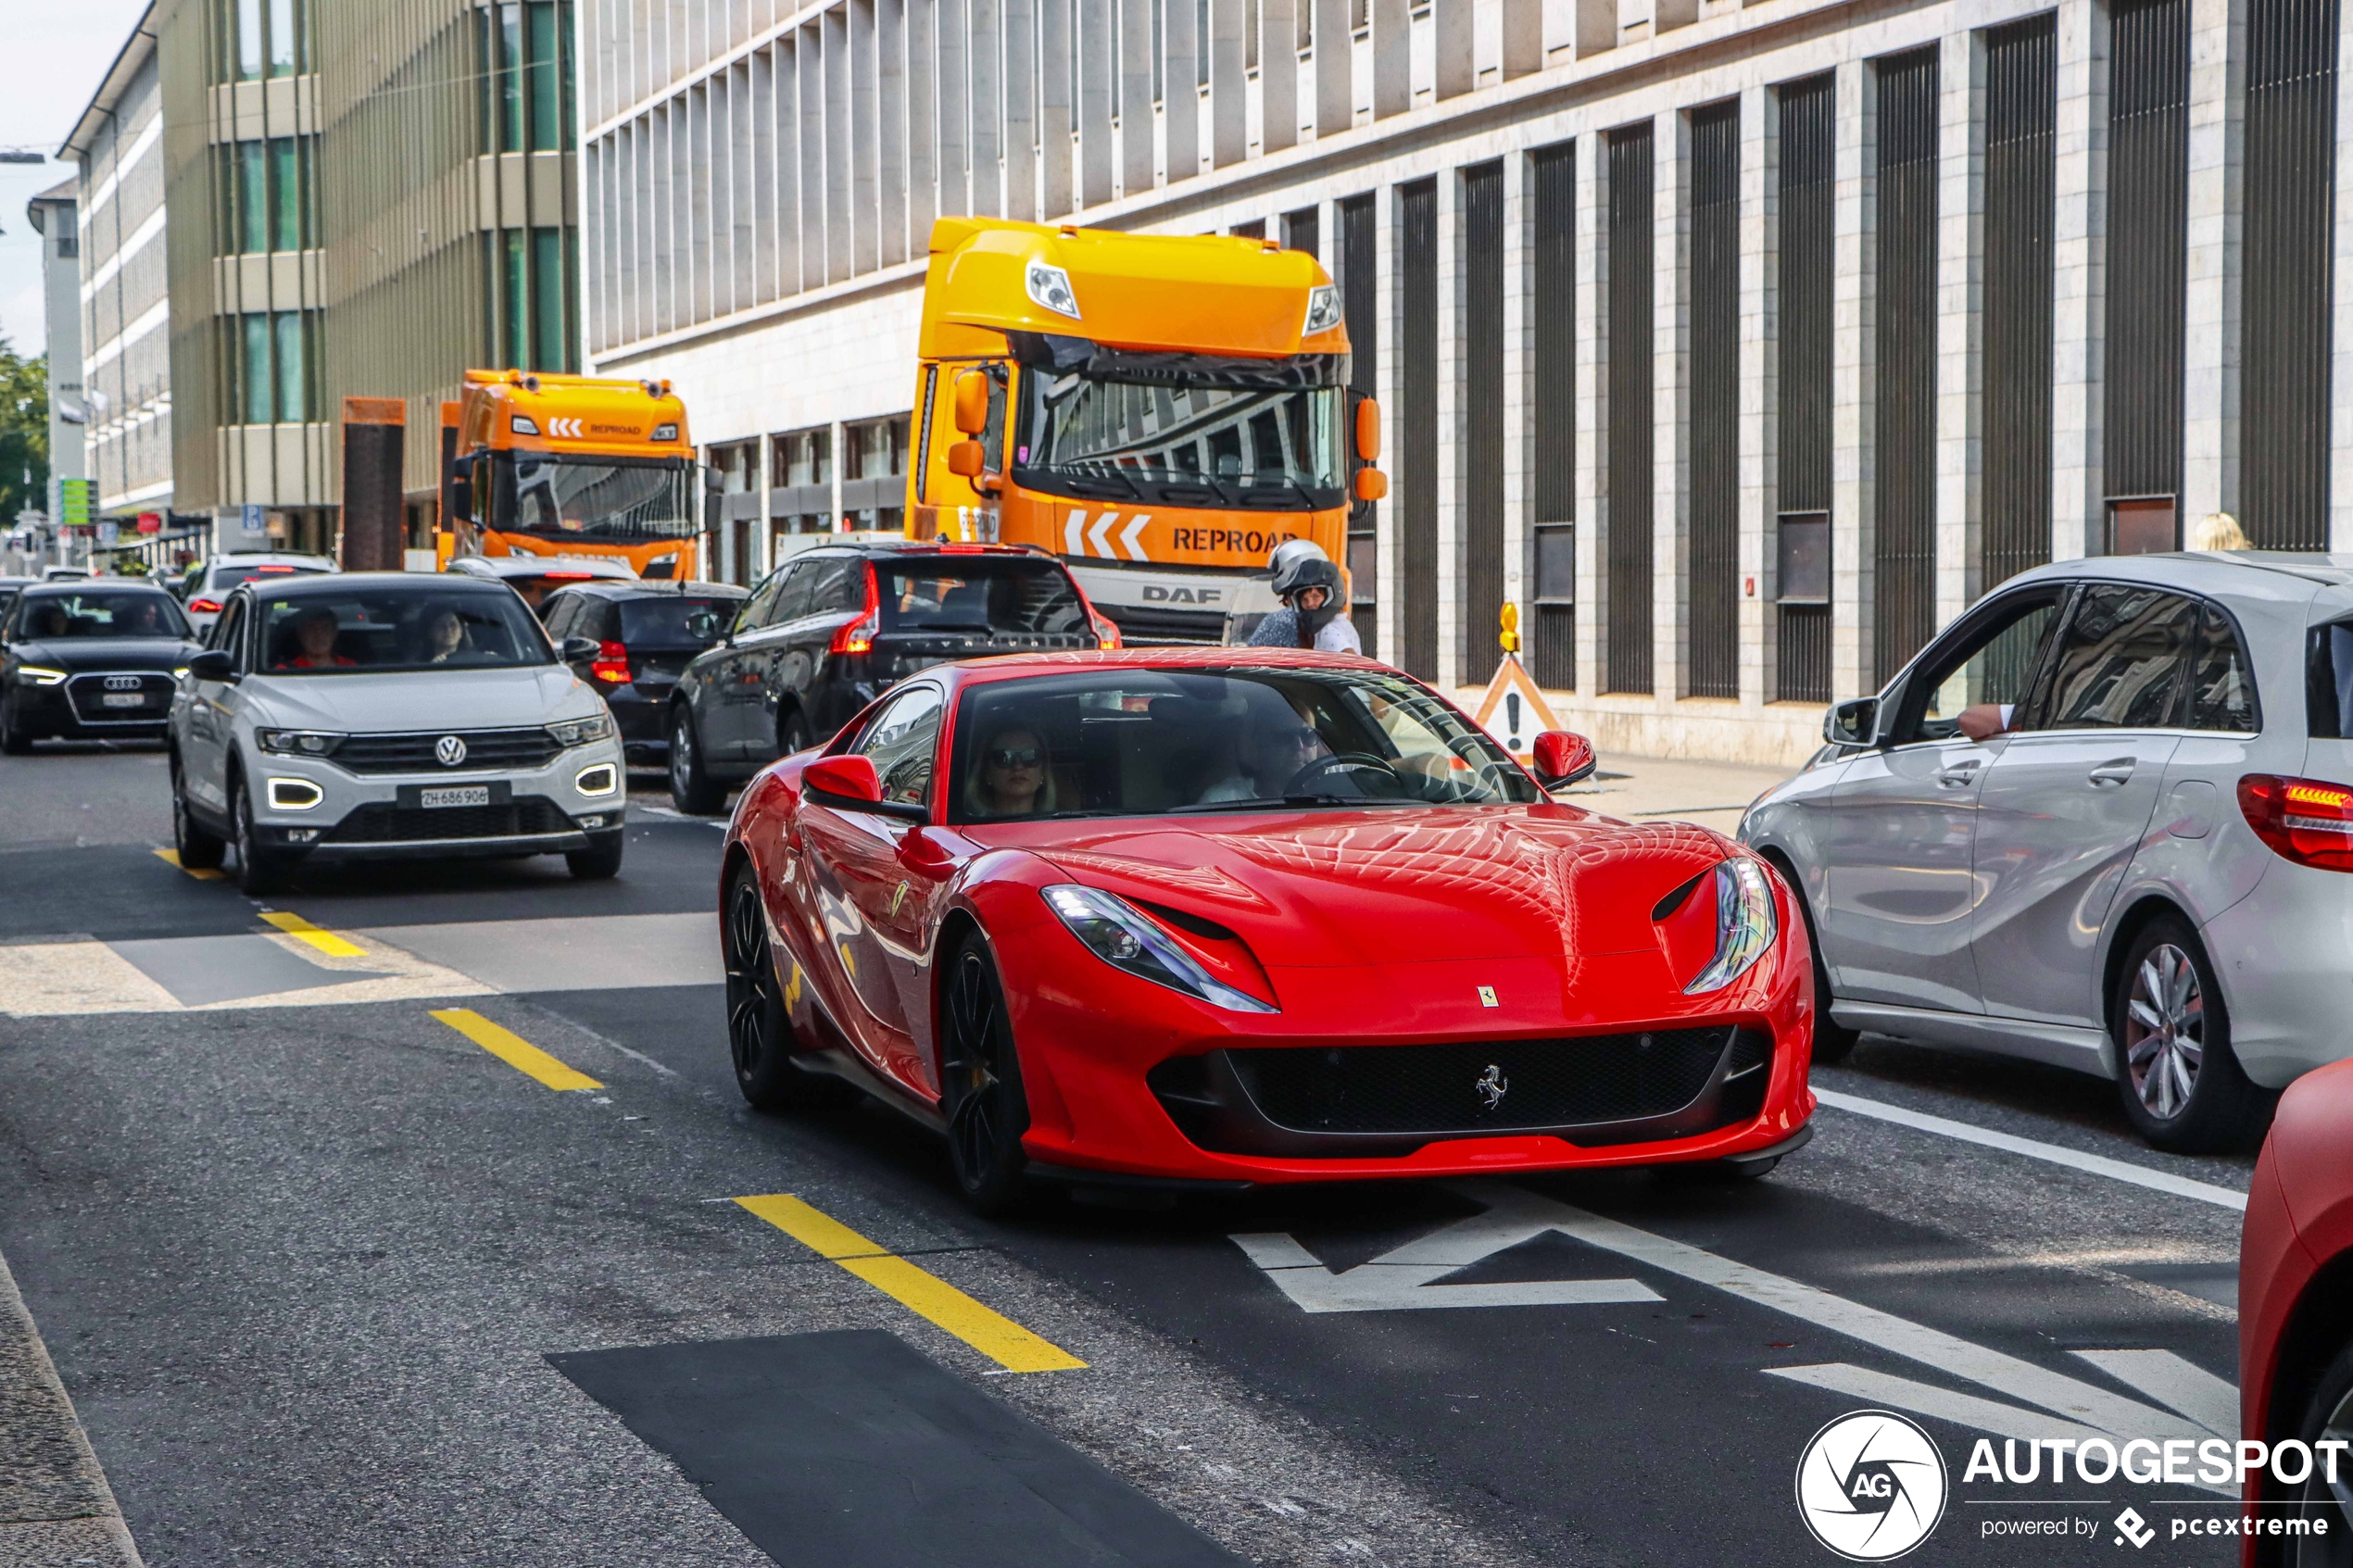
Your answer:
[1684,857,1779,995]
[1302,285,1341,335]
[1043,884,1277,1013]
[257,729,343,756]
[1025,258,1082,320]
[546,712,614,747]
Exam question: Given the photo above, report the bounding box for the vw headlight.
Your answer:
[1302,284,1341,335]
[546,712,614,747]
[1684,857,1779,995]
[257,729,343,756]
[1043,884,1277,1014]
[16,665,68,686]
[1025,258,1082,320]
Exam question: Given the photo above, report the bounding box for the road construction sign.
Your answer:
[1472,653,1562,762]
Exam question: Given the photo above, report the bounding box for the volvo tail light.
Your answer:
[828,564,882,656]
[2238,773,2353,872]
[188,597,223,614]
[590,639,631,684]
[1067,575,1121,649]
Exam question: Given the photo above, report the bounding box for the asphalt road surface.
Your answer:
[0,743,2256,1567]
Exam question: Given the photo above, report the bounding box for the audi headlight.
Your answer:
[1684,857,1779,995]
[16,665,68,685]
[1043,884,1277,1014]
[257,729,343,756]
[1302,284,1341,335]
[547,712,614,747]
[1025,258,1082,320]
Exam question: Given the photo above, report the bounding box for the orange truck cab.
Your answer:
[441,370,704,580]
[904,218,1384,643]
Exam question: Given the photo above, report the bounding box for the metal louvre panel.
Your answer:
[1690,102,1741,700]
[1533,142,1578,694]
[333,728,564,774]
[1606,124,1655,696]
[1534,605,1576,689]
[2105,0,2191,508]
[1399,178,1441,681]
[2243,0,2339,546]
[1340,193,1379,658]
[1461,162,1507,678]
[1874,47,1940,687]
[1984,17,2058,591]
[1777,76,1835,703]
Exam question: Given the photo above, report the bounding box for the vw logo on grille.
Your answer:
[104,675,142,691]
[1476,1065,1509,1110]
[434,734,469,767]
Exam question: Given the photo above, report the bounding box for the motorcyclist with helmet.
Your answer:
[1243,540,1362,654]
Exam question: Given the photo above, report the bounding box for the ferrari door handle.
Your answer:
[1935,759,1982,788]
[2087,759,2136,787]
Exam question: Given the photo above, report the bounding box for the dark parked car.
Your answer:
[0,582,204,752]
[0,577,32,630]
[665,540,1116,812]
[540,578,748,765]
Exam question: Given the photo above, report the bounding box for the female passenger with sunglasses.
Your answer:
[964,727,1055,817]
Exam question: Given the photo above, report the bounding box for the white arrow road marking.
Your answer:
[1063,512,1087,554]
[1767,1364,2113,1448]
[1118,512,1151,560]
[1232,1179,2231,1471]
[1088,511,1117,557]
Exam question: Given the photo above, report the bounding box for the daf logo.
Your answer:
[1139,584,1224,605]
[103,675,142,691]
[434,734,469,767]
[1475,1065,1509,1110]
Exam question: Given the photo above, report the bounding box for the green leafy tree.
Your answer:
[0,340,48,522]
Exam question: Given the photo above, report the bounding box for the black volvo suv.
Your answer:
[665,540,1115,812]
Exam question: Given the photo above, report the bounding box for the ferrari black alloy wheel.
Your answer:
[940,933,1031,1214]
[724,865,810,1110]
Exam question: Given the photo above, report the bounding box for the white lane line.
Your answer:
[1811,1086,2248,1212]
[1768,1363,2112,1448]
[2070,1349,2236,1438]
[1230,1226,1661,1313]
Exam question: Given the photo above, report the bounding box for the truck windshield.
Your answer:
[492,453,697,543]
[1015,375,1344,510]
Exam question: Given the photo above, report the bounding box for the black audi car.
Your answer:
[540,578,748,765]
[0,581,205,752]
[665,540,1115,812]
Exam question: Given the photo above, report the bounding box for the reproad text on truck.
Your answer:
[902,218,1386,643]
[440,370,705,581]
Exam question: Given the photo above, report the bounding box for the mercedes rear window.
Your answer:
[876,558,1088,636]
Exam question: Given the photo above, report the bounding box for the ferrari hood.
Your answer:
[999,806,1731,965]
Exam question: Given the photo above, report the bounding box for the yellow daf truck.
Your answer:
[441,370,703,580]
[903,218,1384,642]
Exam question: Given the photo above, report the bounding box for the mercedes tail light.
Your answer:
[590,639,631,684]
[188,597,223,614]
[828,564,882,656]
[2238,774,2353,872]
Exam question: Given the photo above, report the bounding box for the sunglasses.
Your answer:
[986,746,1043,768]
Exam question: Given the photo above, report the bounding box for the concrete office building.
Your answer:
[580,0,2353,763]
[25,181,88,497]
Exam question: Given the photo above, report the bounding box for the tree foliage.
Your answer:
[0,339,49,523]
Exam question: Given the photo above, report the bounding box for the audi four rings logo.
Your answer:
[547,417,586,438]
[1795,1411,1948,1561]
[103,675,141,691]
[434,735,468,767]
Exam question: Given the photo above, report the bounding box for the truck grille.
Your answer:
[1099,603,1225,645]
[323,797,573,844]
[333,728,561,774]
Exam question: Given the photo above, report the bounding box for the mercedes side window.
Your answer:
[2032,584,2200,732]
[855,684,943,807]
[2184,602,2259,733]
[1897,589,2066,743]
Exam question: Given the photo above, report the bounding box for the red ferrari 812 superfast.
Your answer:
[719,646,1817,1210]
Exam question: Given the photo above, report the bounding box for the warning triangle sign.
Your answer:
[1471,655,1563,763]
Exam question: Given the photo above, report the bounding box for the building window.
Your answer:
[504,232,530,367]
[237,142,268,251]
[231,310,319,425]
[243,314,271,422]
[769,426,835,534]
[226,137,310,254]
[226,0,304,82]
[485,1,573,154]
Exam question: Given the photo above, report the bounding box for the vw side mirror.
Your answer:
[1531,730,1597,790]
[802,754,928,822]
[1824,696,1878,747]
[188,649,235,682]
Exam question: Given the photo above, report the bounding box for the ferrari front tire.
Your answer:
[724,865,814,1111]
[939,932,1032,1214]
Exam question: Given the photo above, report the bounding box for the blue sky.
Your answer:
[0,0,154,361]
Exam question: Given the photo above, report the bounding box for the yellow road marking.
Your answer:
[259,910,368,958]
[735,1193,1086,1374]
[152,847,223,882]
[430,1008,604,1091]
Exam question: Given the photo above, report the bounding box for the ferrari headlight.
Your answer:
[16,665,68,686]
[257,729,343,756]
[546,712,614,747]
[1302,284,1341,335]
[1685,857,1778,995]
[1043,884,1277,1014]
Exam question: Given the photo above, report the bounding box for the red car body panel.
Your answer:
[2240,1056,2353,1562]
[724,647,1817,1185]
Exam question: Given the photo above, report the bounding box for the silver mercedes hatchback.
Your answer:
[1743,552,2353,1152]
[168,572,626,894]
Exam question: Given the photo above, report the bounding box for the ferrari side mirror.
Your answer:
[1531,730,1596,791]
[803,754,928,822]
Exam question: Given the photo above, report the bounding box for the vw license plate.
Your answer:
[419,785,491,809]
[100,692,146,709]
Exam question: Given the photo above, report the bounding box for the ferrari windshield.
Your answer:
[491,452,697,543]
[1015,374,1345,510]
[946,666,1541,823]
